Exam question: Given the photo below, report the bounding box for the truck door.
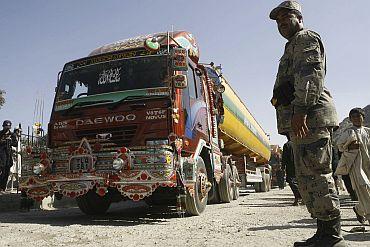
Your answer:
[183,65,208,142]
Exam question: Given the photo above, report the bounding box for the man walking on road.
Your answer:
[269,1,346,246]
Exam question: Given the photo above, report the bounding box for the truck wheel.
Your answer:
[219,164,233,203]
[232,166,240,200]
[76,190,111,215]
[185,157,208,216]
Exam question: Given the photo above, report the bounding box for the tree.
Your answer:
[0,89,5,109]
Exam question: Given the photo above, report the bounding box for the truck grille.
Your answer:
[75,126,138,146]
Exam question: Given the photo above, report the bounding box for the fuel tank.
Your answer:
[219,77,271,164]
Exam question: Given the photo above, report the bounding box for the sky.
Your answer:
[0,0,369,146]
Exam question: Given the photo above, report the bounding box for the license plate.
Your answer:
[69,155,93,172]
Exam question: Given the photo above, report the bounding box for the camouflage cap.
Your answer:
[269,1,302,20]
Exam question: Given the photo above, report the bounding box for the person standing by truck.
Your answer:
[269,1,346,246]
[0,120,17,192]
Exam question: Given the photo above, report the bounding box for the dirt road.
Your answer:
[0,187,368,247]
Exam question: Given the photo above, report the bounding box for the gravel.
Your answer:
[0,187,369,247]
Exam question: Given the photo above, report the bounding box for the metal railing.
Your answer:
[5,126,46,192]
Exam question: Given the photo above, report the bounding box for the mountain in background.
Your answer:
[333,105,370,142]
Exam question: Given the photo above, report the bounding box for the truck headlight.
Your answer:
[33,163,45,175]
[146,139,169,146]
[113,158,125,170]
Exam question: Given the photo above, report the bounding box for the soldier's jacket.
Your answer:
[272,29,338,135]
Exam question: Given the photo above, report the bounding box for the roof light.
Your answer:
[144,37,160,52]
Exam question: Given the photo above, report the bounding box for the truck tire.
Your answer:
[185,157,208,216]
[232,165,240,200]
[76,189,111,215]
[219,164,233,203]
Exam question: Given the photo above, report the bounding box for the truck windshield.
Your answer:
[56,55,168,101]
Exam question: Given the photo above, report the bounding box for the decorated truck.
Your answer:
[20,31,271,216]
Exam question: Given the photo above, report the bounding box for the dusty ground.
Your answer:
[0,187,369,247]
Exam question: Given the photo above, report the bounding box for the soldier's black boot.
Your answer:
[314,217,347,247]
[293,220,323,247]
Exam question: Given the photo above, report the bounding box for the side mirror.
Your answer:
[56,71,62,92]
[57,71,62,85]
[172,74,188,89]
[195,68,203,76]
[213,84,225,93]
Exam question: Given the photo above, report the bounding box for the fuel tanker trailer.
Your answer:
[206,66,272,194]
[20,31,271,216]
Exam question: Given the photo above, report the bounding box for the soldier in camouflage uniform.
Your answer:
[269,1,346,247]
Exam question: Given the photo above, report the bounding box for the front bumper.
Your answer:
[20,146,177,201]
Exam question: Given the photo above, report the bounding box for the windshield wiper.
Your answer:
[62,99,113,116]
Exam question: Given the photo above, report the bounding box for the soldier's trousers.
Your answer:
[291,128,341,221]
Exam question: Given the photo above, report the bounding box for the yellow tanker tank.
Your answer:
[218,76,271,164]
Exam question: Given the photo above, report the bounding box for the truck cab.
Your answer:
[20,31,270,216]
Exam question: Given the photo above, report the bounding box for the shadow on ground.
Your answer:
[343,232,370,242]
[0,201,181,227]
[239,201,295,208]
[248,218,316,231]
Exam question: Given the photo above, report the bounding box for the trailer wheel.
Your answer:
[76,190,111,215]
[185,157,208,216]
[219,164,233,203]
[232,166,240,200]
